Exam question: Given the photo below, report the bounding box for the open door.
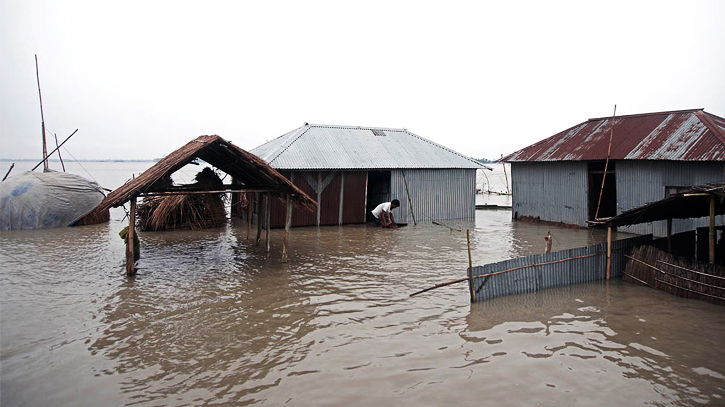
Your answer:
[588,161,617,221]
[366,170,391,222]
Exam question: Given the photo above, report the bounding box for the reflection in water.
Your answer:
[2,203,724,406]
[465,282,725,406]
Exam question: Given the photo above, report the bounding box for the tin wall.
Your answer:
[616,161,725,236]
[391,169,476,223]
[510,162,589,226]
[266,170,368,228]
[470,234,653,302]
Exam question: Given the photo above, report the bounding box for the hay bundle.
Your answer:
[137,168,227,231]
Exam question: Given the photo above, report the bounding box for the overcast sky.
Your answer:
[1,0,724,161]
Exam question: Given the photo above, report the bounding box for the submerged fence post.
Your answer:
[467,229,476,302]
[126,196,137,276]
[606,225,612,280]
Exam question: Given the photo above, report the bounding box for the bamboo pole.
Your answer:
[467,229,475,302]
[126,197,137,276]
[501,156,510,195]
[53,134,66,172]
[595,105,616,220]
[35,55,49,172]
[2,163,14,181]
[606,225,612,280]
[402,171,417,225]
[31,130,78,171]
[282,194,292,263]
[409,277,470,297]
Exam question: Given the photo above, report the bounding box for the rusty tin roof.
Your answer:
[502,109,725,162]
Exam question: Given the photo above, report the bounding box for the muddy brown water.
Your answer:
[1,162,724,406]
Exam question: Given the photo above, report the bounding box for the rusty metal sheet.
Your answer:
[503,109,725,162]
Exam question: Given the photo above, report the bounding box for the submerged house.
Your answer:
[501,109,725,236]
[249,123,486,227]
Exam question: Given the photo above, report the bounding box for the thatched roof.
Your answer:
[595,182,725,227]
[95,135,316,212]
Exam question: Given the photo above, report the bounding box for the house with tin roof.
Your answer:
[249,123,487,227]
[501,108,725,236]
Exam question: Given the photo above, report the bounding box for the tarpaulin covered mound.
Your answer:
[0,171,106,229]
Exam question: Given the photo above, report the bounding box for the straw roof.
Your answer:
[95,135,316,212]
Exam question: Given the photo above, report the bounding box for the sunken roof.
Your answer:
[251,124,485,170]
[502,109,725,162]
[95,135,316,212]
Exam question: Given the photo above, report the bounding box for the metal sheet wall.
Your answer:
[266,170,369,228]
[471,234,652,301]
[391,169,476,223]
[616,161,725,236]
[511,162,589,226]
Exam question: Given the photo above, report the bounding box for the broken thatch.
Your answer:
[137,167,227,231]
[92,135,317,214]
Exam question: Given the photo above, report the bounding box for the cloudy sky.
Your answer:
[1,0,724,161]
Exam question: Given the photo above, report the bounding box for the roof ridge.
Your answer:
[587,108,704,122]
[694,110,725,146]
[403,129,485,167]
[265,125,311,165]
[306,123,406,132]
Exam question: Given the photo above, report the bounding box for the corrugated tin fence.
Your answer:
[470,234,653,301]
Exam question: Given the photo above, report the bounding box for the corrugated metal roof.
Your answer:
[502,109,725,162]
[251,124,485,170]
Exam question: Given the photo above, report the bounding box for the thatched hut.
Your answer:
[92,135,316,275]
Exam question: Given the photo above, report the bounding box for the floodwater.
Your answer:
[1,161,724,406]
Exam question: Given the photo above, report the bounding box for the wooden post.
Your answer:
[338,172,345,225]
[282,194,292,263]
[246,192,252,239]
[666,218,672,254]
[710,195,716,264]
[402,170,417,225]
[606,225,612,280]
[126,197,137,276]
[256,193,262,246]
[467,229,476,303]
[265,192,271,253]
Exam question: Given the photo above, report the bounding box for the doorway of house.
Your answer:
[366,171,391,222]
[588,161,617,221]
